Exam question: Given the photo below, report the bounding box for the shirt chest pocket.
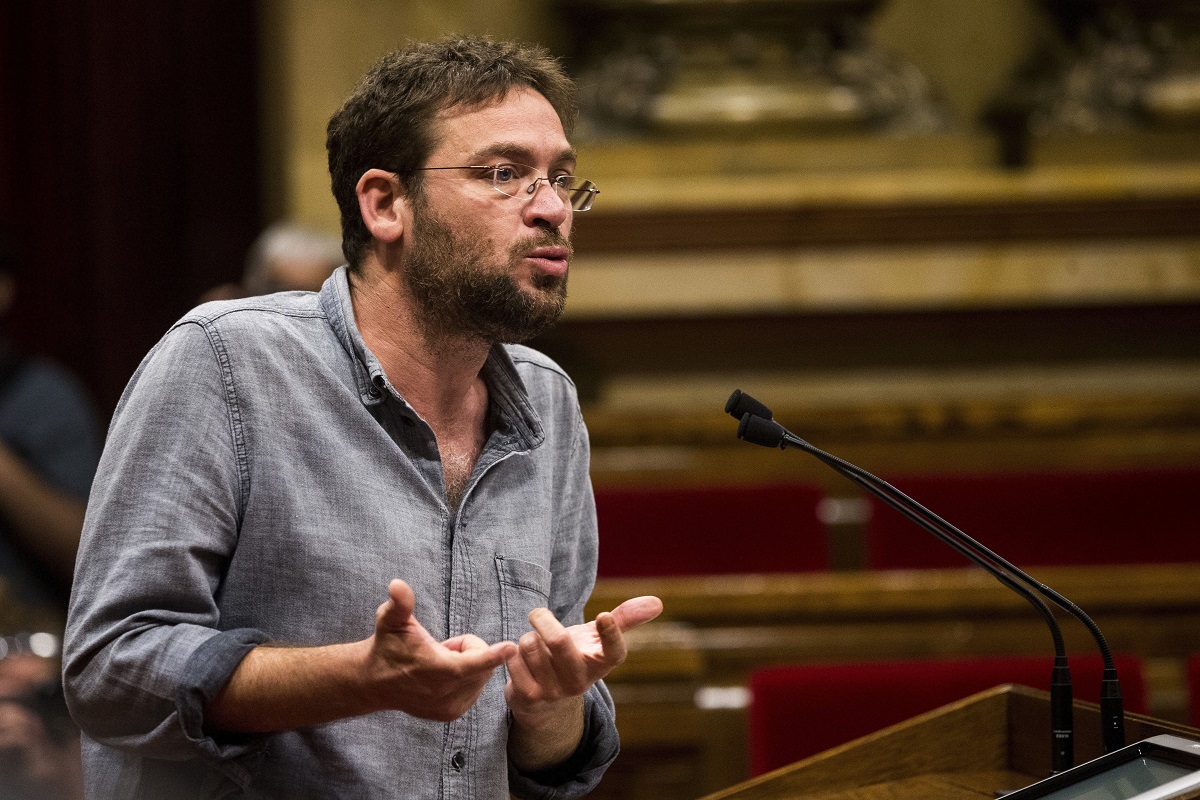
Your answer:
[495,555,553,643]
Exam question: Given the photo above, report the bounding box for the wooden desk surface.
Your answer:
[697,686,1200,800]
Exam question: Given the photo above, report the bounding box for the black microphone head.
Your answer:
[737,412,787,448]
[725,389,773,421]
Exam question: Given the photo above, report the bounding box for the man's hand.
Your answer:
[366,579,517,721]
[206,579,518,733]
[504,595,663,771]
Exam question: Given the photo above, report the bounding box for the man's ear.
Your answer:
[356,169,410,244]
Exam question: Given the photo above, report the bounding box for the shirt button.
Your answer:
[451,751,466,771]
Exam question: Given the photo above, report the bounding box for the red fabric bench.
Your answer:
[865,469,1200,569]
[594,483,826,577]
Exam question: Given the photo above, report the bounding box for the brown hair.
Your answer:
[326,36,578,270]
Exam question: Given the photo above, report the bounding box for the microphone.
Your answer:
[725,389,775,421]
[736,409,1075,770]
[728,390,1127,767]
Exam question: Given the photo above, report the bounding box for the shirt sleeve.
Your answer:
[508,403,621,800]
[508,683,619,800]
[62,320,269,783]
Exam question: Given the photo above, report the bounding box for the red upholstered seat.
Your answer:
[865,469,1200,570]
[594,483,826,577]
[747,652,1147,776]
[1189,655,1200,728]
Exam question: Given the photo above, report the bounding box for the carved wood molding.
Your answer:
[574,195,1200,253]
[583,391,1200,449]
[589,564,1200,626]
[590,565,1200,686]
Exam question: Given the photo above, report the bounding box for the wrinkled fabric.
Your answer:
[63,267,617,799]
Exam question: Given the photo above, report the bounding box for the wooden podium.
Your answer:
[699,685,1200,800]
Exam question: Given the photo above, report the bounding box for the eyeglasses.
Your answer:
[409,163,599,212]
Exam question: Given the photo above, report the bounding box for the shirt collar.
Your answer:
[320,266,385,406]
[318,266,544,449]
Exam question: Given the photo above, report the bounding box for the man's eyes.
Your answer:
[489,164,525,183]
[485,164,574,184]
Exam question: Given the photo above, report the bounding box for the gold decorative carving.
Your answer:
[988,0,1200,164]
[558,0,950,137]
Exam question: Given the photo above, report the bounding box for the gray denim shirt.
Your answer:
[63,267,617,799]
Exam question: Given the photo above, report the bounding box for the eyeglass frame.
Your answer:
[402,163,599,212]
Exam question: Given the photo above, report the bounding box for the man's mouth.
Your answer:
[523,245,571,276]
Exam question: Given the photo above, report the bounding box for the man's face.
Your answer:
[401,87,576,345]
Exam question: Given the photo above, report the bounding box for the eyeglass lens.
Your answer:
[493,165,596,211]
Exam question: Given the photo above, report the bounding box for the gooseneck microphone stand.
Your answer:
[726,390,1126,769]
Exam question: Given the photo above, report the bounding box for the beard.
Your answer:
[402,204,570,347]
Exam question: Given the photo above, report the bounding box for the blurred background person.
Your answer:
[0,235,101,620]
[199,221,345,302]
[0,234,94,796]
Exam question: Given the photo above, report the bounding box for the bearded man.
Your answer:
[63,37,661,799]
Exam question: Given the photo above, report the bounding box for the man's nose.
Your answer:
[522,178,570,228]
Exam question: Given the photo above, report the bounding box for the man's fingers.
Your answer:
[504,639,537,689]
[457,640,517,672]
[610,595,663,633]
[592,596,663,670]
[528,608,593,686]
[443,633,489,653]
[509,629,578,700]
[595,611,626,665]
[527,607,565,638]
[442,633,517,666]
[374,580,441,649]
[381,579,416,626]
[527,608,571,654]
[516,629,557,680]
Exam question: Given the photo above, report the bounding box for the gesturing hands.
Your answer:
[206,578,521,734]
[369,581,663,736]
[368,582,662,729]
[503,595,663,772]
[368,579,518,722]
[206,581,661,737]
[504,595,663,713]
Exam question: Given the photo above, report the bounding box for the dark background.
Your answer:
[0,2,262,418]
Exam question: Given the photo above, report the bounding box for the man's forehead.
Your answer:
[430,88,571,162]
[470,140,578,165]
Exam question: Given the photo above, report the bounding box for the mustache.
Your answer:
[510,230,573,260]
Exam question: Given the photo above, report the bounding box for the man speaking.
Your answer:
[63,36,661,798]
